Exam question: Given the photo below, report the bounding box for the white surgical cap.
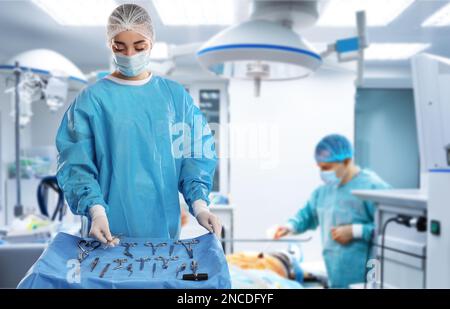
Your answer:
[107,4,155,45]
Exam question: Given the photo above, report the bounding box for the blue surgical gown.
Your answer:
[56,76,217,238]
[287,169,390,288]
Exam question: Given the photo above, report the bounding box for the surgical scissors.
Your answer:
[121,242,138,258]
[77,239,101,262]
[155,256,179,269]
[144,242,167,256]
[175,239,199,259]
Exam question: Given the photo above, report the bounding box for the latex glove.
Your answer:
[273,226,292,240]
[89,205,119,246]
[193,200,222,237]
[331,225,353,245]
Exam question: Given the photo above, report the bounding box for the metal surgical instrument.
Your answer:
[126,263,133,277]
[121,242,137,258]
[152,262,156,278]
[144,242,167,256]
[175,239,199,259]
[90,257,100,272]
[77,239,101,262]
[155,256,179,269]
[176,263,187,278]
[182,260,208,281]
[99,263,110,278]
[135,257,151,271]
[113,258,128,270]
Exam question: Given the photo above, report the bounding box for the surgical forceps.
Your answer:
[77,239,101,262]
[144,242,167,256]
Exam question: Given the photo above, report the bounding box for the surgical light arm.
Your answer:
[320,11,368,85]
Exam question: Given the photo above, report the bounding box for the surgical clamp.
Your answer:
[182,260,208,281]
[135,257,151,271]
[77,239,101,262]
[144,242,167,256]
[175,239,199,259]
[113,258,128,270]
[121,242,137,258]
[176,263,187,278]
[155,256,179,269]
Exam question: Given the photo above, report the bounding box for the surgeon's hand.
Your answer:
[331,225,353,245]
[196,211,222,237]
[273,226,292,240]
[89,205,119,246]
[193,200,222,237]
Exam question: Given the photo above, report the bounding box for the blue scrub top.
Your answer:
[288,169,390,288]
[56,75,217,238]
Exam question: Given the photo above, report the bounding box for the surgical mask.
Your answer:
[320,170,342,185]
[113,51,151,77]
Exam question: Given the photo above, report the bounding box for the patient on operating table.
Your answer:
[227,251,301,280]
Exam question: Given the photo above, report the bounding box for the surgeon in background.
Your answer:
[56,4,221,245]
[273,134,390,288]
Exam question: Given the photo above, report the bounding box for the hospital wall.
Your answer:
[227,70,356,261]
[355,88,420,189]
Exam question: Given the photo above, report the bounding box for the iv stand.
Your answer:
[13,61,23,217]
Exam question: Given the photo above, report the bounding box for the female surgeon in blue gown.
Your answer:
[56,3,221,245]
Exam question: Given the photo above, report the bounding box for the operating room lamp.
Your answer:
[196,0,367,96]
[197,19,322,96]
[196,1,322,96]
[0,49,87,218]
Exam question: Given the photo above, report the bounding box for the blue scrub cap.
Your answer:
[315,134,353,163]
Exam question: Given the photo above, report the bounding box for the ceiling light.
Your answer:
[422,2,450,27]
[197,19,322,80]
[317,0,414,27]
[153,0,235,26]
[32,0,117,26]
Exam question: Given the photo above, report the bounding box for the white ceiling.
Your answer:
[0,0,450,75]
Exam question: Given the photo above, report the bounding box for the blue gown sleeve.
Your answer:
[178,90,217,213]
[287,188,320,234]
[361,202,375,242]
[361,178,392,242]
[55,89,108,217]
